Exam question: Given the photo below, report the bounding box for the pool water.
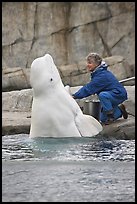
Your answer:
[2,134,135,202]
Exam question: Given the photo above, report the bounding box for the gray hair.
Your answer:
[86,53,102,66]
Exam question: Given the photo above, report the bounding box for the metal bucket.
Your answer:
[83,99,101,121]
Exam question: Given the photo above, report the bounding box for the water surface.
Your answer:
[2,134,135,202]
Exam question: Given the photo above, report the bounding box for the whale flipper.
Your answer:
[75,113,103,137]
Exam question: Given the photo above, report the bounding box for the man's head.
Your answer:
[86,52,102,72]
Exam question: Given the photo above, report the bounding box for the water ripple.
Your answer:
[2,134,135,162]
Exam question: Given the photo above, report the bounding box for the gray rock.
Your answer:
[2,2,135,72]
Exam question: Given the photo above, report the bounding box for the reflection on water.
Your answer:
[2,134,135,202]
[2,134,135,162]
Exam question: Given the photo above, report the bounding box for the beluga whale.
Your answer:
[29,54,103,138]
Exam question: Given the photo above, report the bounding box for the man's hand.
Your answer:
[72,94,75,99]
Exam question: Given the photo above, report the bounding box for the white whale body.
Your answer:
[29,54,103,138]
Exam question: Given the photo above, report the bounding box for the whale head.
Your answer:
[30,54,63,95]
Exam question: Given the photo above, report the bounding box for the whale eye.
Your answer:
[50,78,53,81]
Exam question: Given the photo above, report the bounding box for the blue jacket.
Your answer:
[72,61,128,100]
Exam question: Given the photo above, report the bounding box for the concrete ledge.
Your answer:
[2,111,31,135]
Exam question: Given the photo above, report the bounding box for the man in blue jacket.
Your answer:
[72,53,128,125]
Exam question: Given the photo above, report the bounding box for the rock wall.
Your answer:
[2,2,135,73]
